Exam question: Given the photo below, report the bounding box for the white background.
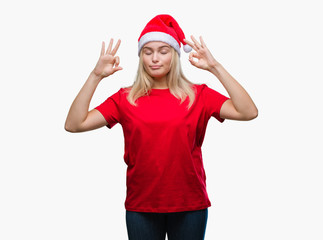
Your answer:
[1,0,322,239]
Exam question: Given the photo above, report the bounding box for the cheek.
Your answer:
[164,55,172,68]
[142,57,150,69]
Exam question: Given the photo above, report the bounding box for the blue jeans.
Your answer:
[125,208,208,240]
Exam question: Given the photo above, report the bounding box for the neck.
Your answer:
[152,76,168,89]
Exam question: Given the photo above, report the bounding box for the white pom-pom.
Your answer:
[183,44,192,53]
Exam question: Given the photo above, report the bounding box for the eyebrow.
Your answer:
[143,45,170,50]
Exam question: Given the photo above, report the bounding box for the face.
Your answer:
[141,41,173,80]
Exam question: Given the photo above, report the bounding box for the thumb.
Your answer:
[188,52,198,67]
[114,56,120,67]
[111,66,123,75]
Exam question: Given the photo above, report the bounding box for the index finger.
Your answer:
[184,38,198,51]
[111,39,121,56]
[190,35,201,48]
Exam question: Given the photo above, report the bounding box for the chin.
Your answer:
[151,74,167,79]
[149,70,170,79]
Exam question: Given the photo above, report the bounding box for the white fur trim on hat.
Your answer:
[183,44,192,53]
[138,31,181,56]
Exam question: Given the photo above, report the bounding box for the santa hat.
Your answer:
[138,14,192,56]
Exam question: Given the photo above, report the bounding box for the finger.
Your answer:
[189,52,194,60]
[100,41,105,56]
[111,66,123,75]
[188,52,198,66]
[106,38,113,54]
[188,57,198,67]
[189,52,199,60]
[199,36,206,48]
[111,39,121,56]
[184,38,198,52]
[115,56,120,67]
[191,35,201,49]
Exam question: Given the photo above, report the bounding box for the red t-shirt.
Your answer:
[95,83,229,213]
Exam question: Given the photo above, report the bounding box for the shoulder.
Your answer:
[194,83,228,102]
[112,86,131,97]
[104,87,130,103]
[192,83,210,94]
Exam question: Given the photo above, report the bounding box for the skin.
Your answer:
[184,36,258,121]
[65,39,122,132]
[141,42,173,89]
[65,36,258,133]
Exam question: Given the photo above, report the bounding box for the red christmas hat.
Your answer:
[138,14,192,56]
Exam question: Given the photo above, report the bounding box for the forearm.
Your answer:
[209,63,258,117]
[65,72,102,130]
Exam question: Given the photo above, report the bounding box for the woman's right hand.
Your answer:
[92,38,123,79]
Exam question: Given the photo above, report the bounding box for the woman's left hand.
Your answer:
[184,36,219,72]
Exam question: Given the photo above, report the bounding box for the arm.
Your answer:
[184,36,258,121]
[209,63,258,120]
[64,39,123,132]
[64,72,106,132]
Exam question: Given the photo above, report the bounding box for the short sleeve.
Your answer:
[201,84,229,123]
[94,89,122,129]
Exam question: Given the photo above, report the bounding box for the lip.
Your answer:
[150,65,162,69]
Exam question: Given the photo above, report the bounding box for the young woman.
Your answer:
[65,14,258,240]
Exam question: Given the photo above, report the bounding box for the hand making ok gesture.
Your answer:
[92,38,123,79]
[184,36,220,72]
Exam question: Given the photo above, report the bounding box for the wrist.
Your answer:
[90,71,104,83]
[87,72,103,86]
[208,62,222,76]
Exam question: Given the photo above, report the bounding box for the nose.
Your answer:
[152,52,159,62]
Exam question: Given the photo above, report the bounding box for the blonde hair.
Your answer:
[124,47,196,110]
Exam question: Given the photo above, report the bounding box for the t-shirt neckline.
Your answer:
[150,88,170,95]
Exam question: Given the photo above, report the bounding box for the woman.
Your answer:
[65,14,258,240]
